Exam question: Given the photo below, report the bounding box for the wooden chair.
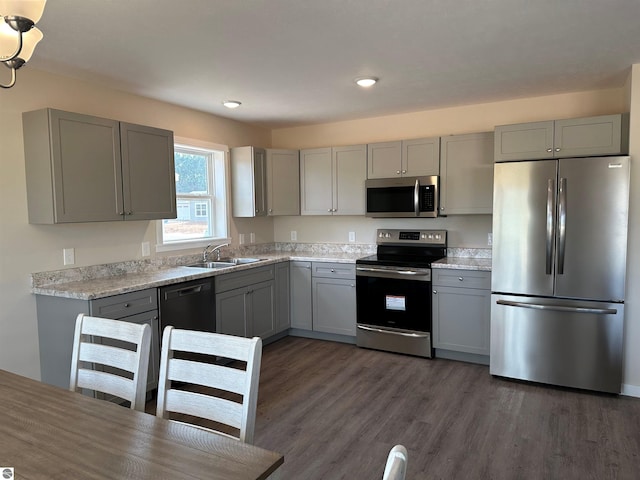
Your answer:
[156,326,262,444]
[383,445,408,480]
[69,313,151,411]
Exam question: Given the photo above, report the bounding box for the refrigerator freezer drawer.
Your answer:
[490,294,623,393]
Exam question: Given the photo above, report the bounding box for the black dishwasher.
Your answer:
[158,278,215,345]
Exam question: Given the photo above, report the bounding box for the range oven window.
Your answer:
[356,276,431,332]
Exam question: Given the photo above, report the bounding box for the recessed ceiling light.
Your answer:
[355,77,378,88]
[222,100,242,109]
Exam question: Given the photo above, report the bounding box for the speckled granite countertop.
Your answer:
[31,243,490,300]
[31,251,365,300]
[432,257,492,271]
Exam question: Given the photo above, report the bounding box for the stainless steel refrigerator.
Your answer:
[490,155,630,393]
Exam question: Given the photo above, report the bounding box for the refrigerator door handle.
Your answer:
[557,177,567,274]
[496,299,617,315]
[546,178,556,275]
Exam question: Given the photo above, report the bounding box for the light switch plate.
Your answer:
[63,248,75,265]
[488,233,493,246]
[291,231,297,241]
[250,233,255,244]
[141,242,150,257]
[239,233,246,245]
[348,231,356,242]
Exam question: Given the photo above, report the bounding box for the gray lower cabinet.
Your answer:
[494,114,629,162]
[290,261,313,330]
[215,265,275,339]
[36,288,160,393]
[432,269,491,356]
[311,262,357,336]
[289,261,356,337]
[23,108,176,224]
[275,262,291,333]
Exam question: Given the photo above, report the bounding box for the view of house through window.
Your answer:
[158,141,229,248]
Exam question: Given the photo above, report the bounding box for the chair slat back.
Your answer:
[69,314,151,411]
[156,326,262,444]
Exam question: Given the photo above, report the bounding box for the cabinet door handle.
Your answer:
[458,277,464,281]
[555,147,561,152]
[433,290,437,294]
[124,303,130,308]
[546,148,552,153]
[396,170,401,174]
[327,208,332,212]
[401,170,407,174]
[330,269,335,272]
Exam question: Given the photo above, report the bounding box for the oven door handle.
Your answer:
[357,324,430,338]
[356,266,428,276]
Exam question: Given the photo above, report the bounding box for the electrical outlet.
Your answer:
[239,233,246,245]
[291,231,297,241]
[250,233,255,244]
[63,248,75,265]
[141,242,150,257]
[488,233,493,246]
[348,231,356,242]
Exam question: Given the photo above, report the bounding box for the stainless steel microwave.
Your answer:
[365,176,439,218]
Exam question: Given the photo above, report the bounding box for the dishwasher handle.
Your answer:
[163,282,211,300]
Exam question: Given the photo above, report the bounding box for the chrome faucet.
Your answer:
[203,243,229,262]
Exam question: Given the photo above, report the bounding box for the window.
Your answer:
[157,139,229,251]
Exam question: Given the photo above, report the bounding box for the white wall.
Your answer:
[0,68,272,379]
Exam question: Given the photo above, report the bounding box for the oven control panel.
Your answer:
[376,229,447,246]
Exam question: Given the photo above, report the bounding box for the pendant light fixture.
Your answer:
[0,0,47,89]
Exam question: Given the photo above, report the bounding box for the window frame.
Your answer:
[156,137,231,252]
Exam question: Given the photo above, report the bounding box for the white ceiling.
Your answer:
[24,0,640,129]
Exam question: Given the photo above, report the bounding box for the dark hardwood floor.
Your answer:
[250,336,640,479]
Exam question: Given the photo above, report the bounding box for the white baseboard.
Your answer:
[621,383,640,398]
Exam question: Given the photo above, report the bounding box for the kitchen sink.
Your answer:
[222,257,266,264]
[186,258,267,269]
[187,261,236,269]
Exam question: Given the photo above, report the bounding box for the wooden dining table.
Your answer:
[0,369,283,479]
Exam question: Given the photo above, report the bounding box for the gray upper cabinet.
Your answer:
[120,122,177,221]
[23,108,175,224]
[300,144,366,215]
[367,137,439,179]
[231,146,267,217]
[266,149,300,216]
[439,132,494,215]
[494,114,629,162]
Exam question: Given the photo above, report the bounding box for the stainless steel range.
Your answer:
[355,229,447,357]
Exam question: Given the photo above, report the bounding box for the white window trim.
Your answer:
[156,137,231,253]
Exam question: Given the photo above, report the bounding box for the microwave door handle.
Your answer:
[414,179,420,216]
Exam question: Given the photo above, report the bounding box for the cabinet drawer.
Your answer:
[312,262,355,279]
[432,269,490,289]
[215,265,275,293]
[90,288,158,319]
